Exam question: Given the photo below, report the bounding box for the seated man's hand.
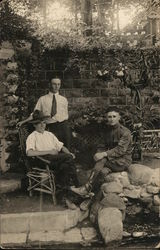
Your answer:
[16,121,25,128]
[94,152,107,162]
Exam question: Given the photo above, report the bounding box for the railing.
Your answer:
[142,129,160,152]
[71,128,160,155]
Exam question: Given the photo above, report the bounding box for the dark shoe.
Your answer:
[65,198,78,210]
[80,199,92,211]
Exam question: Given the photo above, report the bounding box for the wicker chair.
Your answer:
[18,124,56,205]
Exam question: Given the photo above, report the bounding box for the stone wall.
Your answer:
[91,164,160,244]
[27,51,160,115]
[0,40,160,172]
[0,41,31,172]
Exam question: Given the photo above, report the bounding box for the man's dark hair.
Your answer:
[106,106,121,114]
[50,76,61,82]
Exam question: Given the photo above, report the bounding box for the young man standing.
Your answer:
[71,106,132,200]
[18,77,71,149]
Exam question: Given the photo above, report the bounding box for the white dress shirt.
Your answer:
[26,130,63,153]
[34,92,68,123]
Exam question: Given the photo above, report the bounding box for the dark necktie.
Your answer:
[51,94,57,117]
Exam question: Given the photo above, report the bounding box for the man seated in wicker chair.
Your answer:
[26,110,79,209]
[71,106,133,210]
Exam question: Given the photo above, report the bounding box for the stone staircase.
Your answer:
[0,173,97,248]
[0,209,97,247]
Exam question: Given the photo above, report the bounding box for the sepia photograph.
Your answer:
[0,0,160,249]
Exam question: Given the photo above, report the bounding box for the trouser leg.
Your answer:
[85,158,107,192]
[43,153,79,187]
[47,121,71,149]
[60,121,71,150]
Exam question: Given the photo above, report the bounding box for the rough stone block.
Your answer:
[29,228,83,244]
[1,41,13,49]
[28,230,64,243]
[71,97,97,104]
[128,164,154,185]
[90,79,102,88]
[62,79,73,88]
[80,70,95,79]
[0,48,14,60]
[123,187,141,199]
[151,205,159,214]
[96,97,109,105]
[65,71,81,79]
[150,168,160,187]
[38,71,46,80]
[140,196,153,204]
[0,179,21,194]
[1,209,88,234]
[65,89,83,98]
[118,88,131,95]
[109,97,126,105]
[73,79,91,88]
[46,70,63,80]
[81,227,97,241]
[146,185,159,194]
[29,209,82,232]
[7,62,18,71]
[100,193,126,211]
[78,209,89,222]
[140,188,152,198]
[83,89,100,97]
[101,88,117,97]
[37,80,49,89]
[98,207,123,244]
[55,61,66,70]
[6,74,18,83]
[0,233,27,245]
[153,195,160,206]
[126,96,133,105]
[108,78,121,88]
[101,181,123,194]
[104,172,130,188]
[1,213,30,233]
[141,88,152,95]
[64,228,82,243]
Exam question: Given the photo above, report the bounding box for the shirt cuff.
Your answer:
[58,142,64,152]
[103,152,108,157]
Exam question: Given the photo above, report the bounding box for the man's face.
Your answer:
[50,79,61,93]
[34,121,46,133]
[107,111,120,126]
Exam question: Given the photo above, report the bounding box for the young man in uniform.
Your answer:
[71,106,132,209]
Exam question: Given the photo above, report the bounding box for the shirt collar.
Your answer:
[35,130,46,135]
[107,123,120,129]
[48,91,59,97]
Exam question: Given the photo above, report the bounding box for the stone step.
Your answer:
[0,179,21,193]
[0,226,97,247]
[0,175,23,193]
[1,209,88,234]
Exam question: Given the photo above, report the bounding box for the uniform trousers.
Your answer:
[87,158,128,193]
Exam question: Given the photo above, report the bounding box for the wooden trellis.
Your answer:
[142,129,160,152]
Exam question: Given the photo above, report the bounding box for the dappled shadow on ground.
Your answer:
[0,190,66,214]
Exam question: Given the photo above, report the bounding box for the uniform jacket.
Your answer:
[102,123,132,168]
